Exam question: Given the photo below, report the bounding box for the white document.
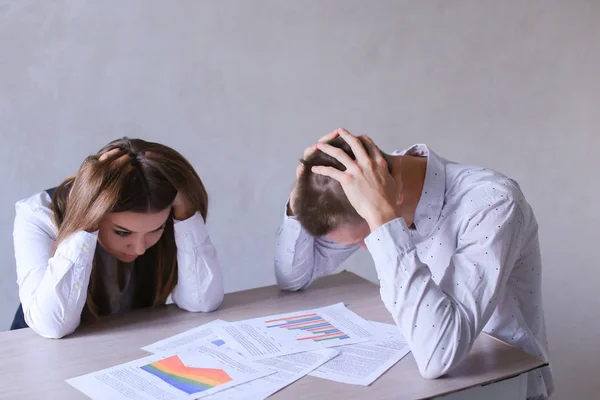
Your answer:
[66,343,275,400]
[142,319,228,353]
[204,349,339,400]
[309,321,411,386]
[214,303,376,360]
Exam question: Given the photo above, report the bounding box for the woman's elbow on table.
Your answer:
[35,326,73,340]
[199,289,224,313]
[175,288,224,313]
[25,313,78,340]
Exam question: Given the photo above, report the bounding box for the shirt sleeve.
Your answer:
[364,197,524,379]
[274,202,359,290]
[13,200,98,339]
[171,212,224,312]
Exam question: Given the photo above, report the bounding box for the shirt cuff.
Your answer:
[55,230,98,266]
[278,200,301,230]
[283,199,297,219]
[364,217,415,267]
[174,212,210,251]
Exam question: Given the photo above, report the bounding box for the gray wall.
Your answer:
[1,1,598,398]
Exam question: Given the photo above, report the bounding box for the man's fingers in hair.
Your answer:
[316,142,357,170]
[303,144,318,160]
[295,164,304,179]
[303,128,346,160]
[360,135,385,162]
[311,165,346,183]
[317,129,341,143]
[337,129,370,162]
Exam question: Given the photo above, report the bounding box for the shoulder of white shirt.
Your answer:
[447,164,528,217]
[15,190,52,211]
[390,143,526,209]
[15,191,55,222]
[14,190,57,229]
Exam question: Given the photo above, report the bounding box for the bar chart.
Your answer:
[265,313,350,342]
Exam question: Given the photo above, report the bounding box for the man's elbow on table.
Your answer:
[418,359,455,380]
[274,267,311,292]
[276,279,305,292]
[414,340,470,380]
[275,275,310,292]
[411,328,472,379]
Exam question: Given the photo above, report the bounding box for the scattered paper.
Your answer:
[66,343,275,400]
[309,321,410,386]
[143,322,340,399]
[69,308,412,399]
[204,349,339,400]
[214,303,377,360]
[141,319,228,353]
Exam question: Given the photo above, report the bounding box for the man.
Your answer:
[274,128,553,399]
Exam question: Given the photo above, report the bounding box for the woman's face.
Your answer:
[97,207,171,262]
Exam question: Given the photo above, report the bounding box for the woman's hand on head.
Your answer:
[98,148,121,163]
[98,149,195,221]
[68,148,132,233]
[172,190,195,221]
[98,148,134,169]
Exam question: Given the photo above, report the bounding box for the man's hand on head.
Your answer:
[311,128,402,232]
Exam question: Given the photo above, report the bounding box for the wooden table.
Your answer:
[0,272,546,399]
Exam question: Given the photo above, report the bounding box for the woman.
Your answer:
[10,138,224,338]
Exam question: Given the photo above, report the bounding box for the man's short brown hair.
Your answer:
[293,136,390,236]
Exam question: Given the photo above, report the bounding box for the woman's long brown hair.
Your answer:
[50,138,208,321]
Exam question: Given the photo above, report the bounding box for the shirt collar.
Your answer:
[393,144,446,239]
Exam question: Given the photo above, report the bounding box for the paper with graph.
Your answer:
[309,320,411,385]
[143,325,340,399]
[214,303,377,360]
[66,343,275,400]
[141,319,228,353]
[203,349,339,400]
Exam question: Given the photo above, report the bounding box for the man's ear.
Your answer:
[396,192,405,208]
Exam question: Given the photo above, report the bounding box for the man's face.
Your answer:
[325,220,371,248]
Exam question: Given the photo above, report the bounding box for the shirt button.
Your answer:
[73,283,81,291]
[83,245,89,253]
[187,268,194,276]
[180,232,188,238]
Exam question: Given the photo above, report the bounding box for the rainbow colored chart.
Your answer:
[265,313,350,342]
[141,355,232,395]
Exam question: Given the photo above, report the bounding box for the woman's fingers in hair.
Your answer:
[98,148,121,162]
[98,148,132,170]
